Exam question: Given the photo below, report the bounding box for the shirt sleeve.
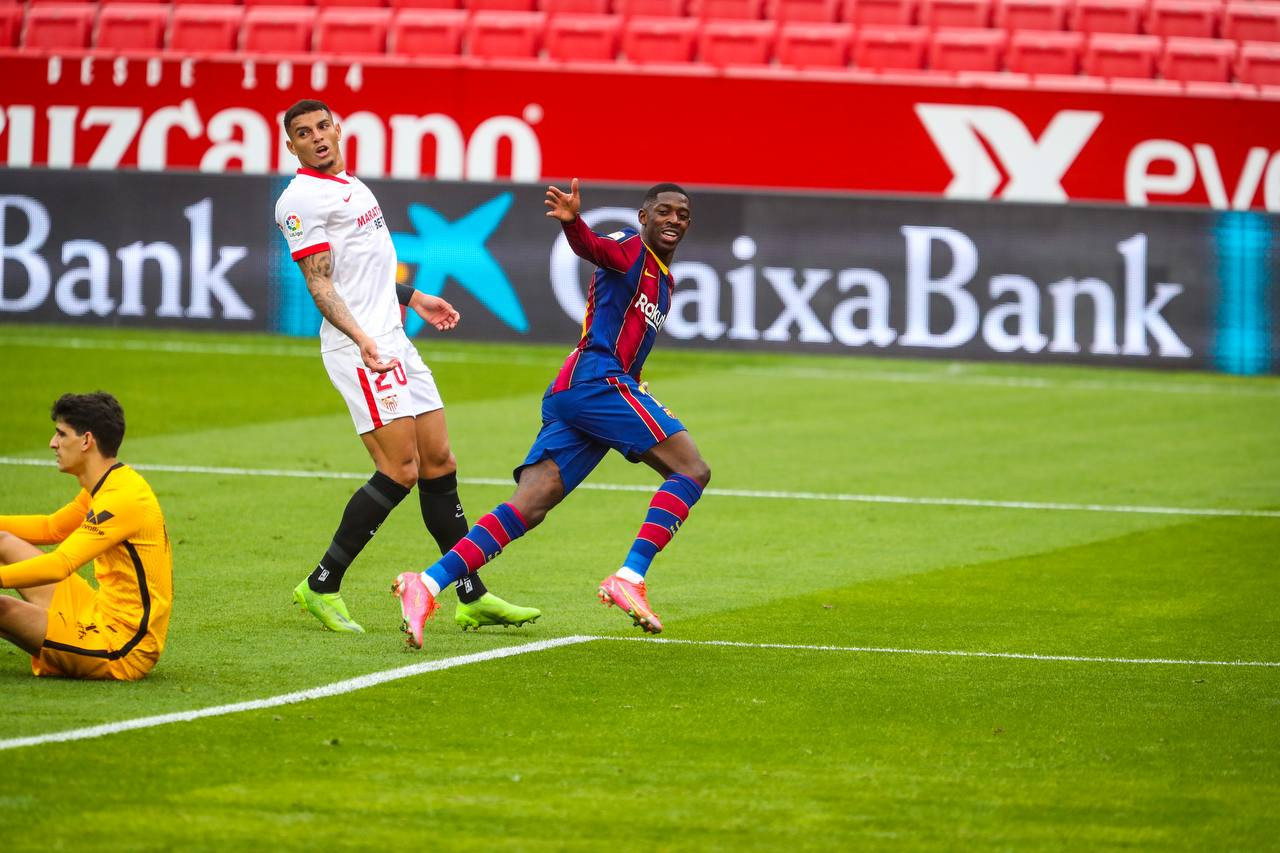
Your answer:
[0,491,140,589]
[0,492,90,545]
[277,187,331,262]
[562,217,639,273]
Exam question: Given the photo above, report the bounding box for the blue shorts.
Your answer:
[515,375,687,496]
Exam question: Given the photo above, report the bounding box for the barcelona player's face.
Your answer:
[287,110,343,174]
[639,192,691,258]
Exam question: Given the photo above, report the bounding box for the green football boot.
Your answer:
[293,579,365,634]
[455,592,542,631]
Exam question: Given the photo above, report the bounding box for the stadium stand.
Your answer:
[919,0,992,29]
[1160,35,1235,81]
[1070,0,1145,34]
[544,12,621,60]
[168,4,242,53]
[1005,27,1082,72]
[314,7,392,55]
[1222,2,1280,43]
[388,7,467,55]
[1236,40,1280,83]
[620,14,698,61]
[95,2,167,50]
[699,17,776,64]
[0,5,24,47]
[240,6,312,53]
[466,9,544,58]
[775,20,853,66]
[994,0,1067,32]
[928,26,1005,71]
[694,0,766,19]
[1145,0,1219,39]
[768,0,841,23]
[22,4,95,49]
[1083,31,1161,77]
[842,0,918,26]
[1,0,1277,90]
[853,24,928,68]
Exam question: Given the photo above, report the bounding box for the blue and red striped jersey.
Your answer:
[551,216,675,394]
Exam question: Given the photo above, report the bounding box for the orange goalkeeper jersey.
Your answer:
[0,463,173,668]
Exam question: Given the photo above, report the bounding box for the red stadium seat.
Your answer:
[466,10,544,58]
[469,0,538,10]
[1083,31,1160,77]
[0,5,24,47]
[615,0,688,16]
[543,0,611,13]
[171,0,250,6]
[99,0,168,5]
[1004,27,1080,72]
[842,0,917,26]
[168,5,243,53]
[26,0,94,4]
[389,7,466,54]
[314,7,391,54]
[620,15,698,61]
[768,0,840,22]
[22,5,95,49]
[775,20,853,65]
[96,3,168,50]
[241,7,313,53]
[1222,2,1280,43]
[1236,40,1280,83]
[928,25,1003,69]
[1159,35,1234,80]
[388,0,463,8]
[919,0,991,29]
[693,0,765,18]
[699,18,775,64]
[853,24,927,67]
[315,0,390,8]
[243,0,312,7]
[544,12,620,60]
[993,0,1065,31]
[1146,0,1218,39]
[1070,0,1145,34]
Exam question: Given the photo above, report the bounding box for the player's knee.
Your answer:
[684,459,711,489]
[418,448,456,477]
[0,530,30,562]
[384,459,418,488]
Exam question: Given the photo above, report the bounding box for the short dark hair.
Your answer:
[644,183,689,204]
[51,392,126,458]
[283,99,333,136]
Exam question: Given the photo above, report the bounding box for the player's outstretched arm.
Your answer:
[298,250,400,373]
[545,177,581,223]
[409,290,460,332]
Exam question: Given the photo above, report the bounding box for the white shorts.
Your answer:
[322,328,443,434]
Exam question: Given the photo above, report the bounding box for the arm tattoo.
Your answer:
[298,251,364,342]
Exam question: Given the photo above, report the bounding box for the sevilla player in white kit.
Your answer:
[273,99,539,634]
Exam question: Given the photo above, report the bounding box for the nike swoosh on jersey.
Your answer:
[643,271,658,278]
[343,194,353,203]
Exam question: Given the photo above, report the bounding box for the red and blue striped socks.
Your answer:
[619,473,703,579]
[423,502,527,594]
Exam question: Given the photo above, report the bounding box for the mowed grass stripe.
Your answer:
[4,634,1275,754]
[1,456,1274,519]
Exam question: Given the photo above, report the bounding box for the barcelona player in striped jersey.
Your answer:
[394,179,710,646]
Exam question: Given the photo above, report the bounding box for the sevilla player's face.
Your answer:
[287,110,343,174]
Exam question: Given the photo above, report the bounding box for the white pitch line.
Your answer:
[609,636,1280,668]
[4,634,1275,753]
[3,333,1276,398]
[2,456,1277,519]
[0,635,595,753]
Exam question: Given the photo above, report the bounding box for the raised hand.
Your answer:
[544,177,581,223]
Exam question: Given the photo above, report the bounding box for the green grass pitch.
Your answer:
[0,323,1277,851]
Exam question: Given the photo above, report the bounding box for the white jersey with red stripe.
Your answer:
[274,167,401,353]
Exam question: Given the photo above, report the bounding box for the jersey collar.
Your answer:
[296,167,350,184]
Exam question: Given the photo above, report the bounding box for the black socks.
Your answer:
[419,472,488,604]
[308,471,409,593]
